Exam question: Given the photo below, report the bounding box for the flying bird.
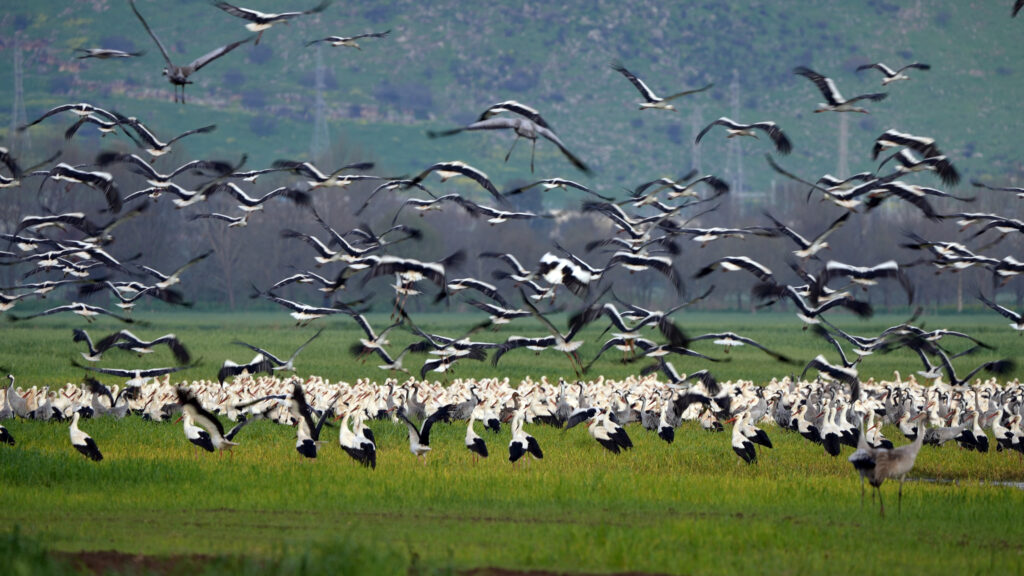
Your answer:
[305,30,390,48]
[175,387,250,455]
[856,61,931,85]
[231,329,324,373]
[396,405,454,462]
[610,61,713,111]
[695,117,792,155]
[977,293,1024,333]
[503,178,612,201]
[214,0,333,44]
[793,66,888,113]
[110,113,217,157]
[429,117,590,174]
[9,302,135,324]
[36,163,122,213]
[407,161,504,203]
[130,0,255,103]
[74,48,146,59]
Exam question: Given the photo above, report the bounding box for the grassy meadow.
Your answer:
[2,311,1024,575]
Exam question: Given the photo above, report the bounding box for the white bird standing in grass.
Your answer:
[1,424,15,446]
[69,410,103,461]
[465,414,488,461]
[730,411,756,464]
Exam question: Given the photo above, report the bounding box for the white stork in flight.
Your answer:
[213,0,332,44]
[610,61,713,111]
[793,66,888,113]
[696,118,792,155]
[856,61,931,85]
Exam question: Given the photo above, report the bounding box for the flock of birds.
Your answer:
[2,0,1024,517]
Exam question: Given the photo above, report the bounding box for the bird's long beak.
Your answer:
[725,416,737,424]
[174,415,183,424]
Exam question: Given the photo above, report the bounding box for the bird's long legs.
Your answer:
[505,135,521,163]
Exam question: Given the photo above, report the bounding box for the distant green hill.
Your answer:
[1,0,1020,202]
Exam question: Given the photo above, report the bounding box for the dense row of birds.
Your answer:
[3,370,1023,515]
[2,1,1024,516]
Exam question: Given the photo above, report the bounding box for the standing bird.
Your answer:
[129,0,255,103]
[730,411,757,464]
[214,0,332,45]
[0,424,14,446]
[856,62,931,85]
[69,410,103,461]
[793,66,888,113]
[465,415,489,461]
[696,117,792,155]
[610,61,713,111]
[855,427,927,516]
[508,411,543,464]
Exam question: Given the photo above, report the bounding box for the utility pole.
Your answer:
[837,114,849,179]
[726,69,744,199]
[10,30,30,154]
[309,44,329,161]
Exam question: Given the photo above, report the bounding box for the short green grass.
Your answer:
[2,311,1024,575]
[1,416,1023,575]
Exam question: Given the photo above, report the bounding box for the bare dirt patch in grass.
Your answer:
[54,550,213,575]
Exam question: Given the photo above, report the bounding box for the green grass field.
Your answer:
[2,311,1024,575]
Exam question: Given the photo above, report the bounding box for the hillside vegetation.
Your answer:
[1,1,1020,195]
